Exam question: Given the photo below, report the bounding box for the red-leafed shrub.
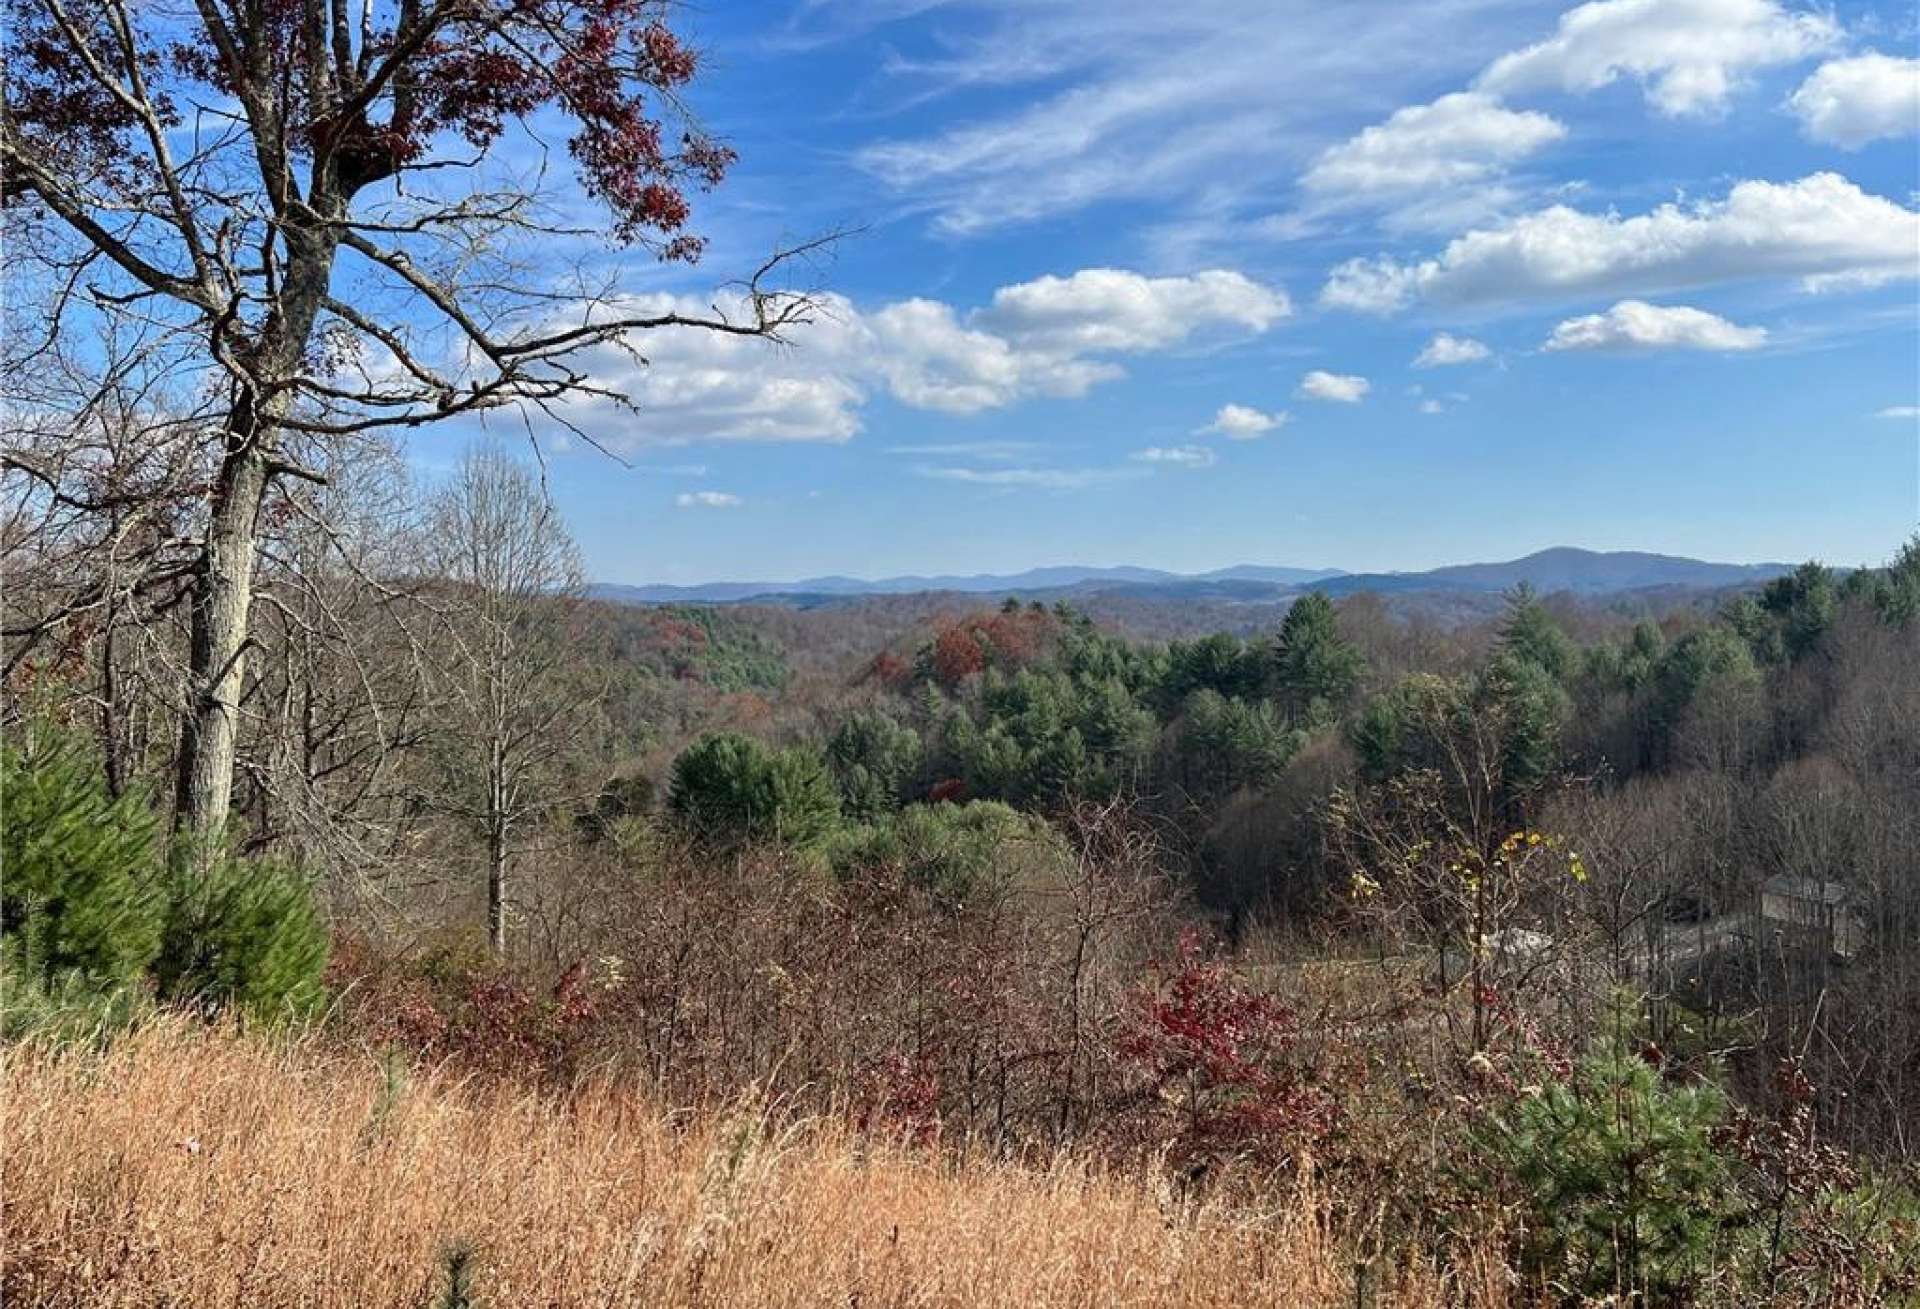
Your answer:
[325,935,604,1081]
[1117,931,1337,1172]
[926,777,969,805]
[856,1050,944,1146]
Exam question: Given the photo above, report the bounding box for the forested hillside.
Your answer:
[6,435,1917,1303]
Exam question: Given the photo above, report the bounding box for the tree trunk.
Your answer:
[487,824,508,956]
[172,212,340,841]
[99,611,124,798]
[175,412,275,840]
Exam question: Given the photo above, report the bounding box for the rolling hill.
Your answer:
[591,548,1791,608]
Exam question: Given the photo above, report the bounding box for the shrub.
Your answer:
[154,853,329,1021]
[827,800,1066,907]
[0,732,164,986]
[578,772,657,841]
[324,934,605,1081]
[1116,931,1337,1174]
[1717,1057,1920,1304]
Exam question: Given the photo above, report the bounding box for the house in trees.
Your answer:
[1758,875,1864,960]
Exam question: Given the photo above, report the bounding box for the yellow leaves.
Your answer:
[1490,829,1586,882]
[1499,828,1549,855]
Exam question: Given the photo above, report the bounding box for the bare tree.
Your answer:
[4,0,818,838]
[418,445,601,954]
[2,333,210,780]
[238,436,437,892]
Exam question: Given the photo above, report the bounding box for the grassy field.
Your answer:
[0,1021,1517,1308]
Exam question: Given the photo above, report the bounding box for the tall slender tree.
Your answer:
[419,445,598,955]
[4,0,815,837]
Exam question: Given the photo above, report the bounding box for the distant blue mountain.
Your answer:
[591,563,1345,604]
[1313,548,1794,598]
[589,548,1792,607]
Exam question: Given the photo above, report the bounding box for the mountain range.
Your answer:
[590,548,1793,608]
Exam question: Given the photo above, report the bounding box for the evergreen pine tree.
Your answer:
[1498,583,1576,681]
[1477,1039,1734,1299]
[1271,591,1365,722]
[0,733,164,985]
[154,851,329,1020]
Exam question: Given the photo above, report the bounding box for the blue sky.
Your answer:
[428,0,1920,583]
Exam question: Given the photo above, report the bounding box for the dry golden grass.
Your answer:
[1,1022,1511,1308]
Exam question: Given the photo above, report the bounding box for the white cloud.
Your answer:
[1876,405,1920,419]
[1298,370,1371,403]
[1301,92,1565,205]
[1414,332,1492,366]
[1543,300,1768,351]
[532,267,1288,448]
[1196,402,1287,439]
[977,268,1290,355]
[1133,444,1218,467]
[1477,0,1838,118]
[1410,385,1469,413]
[546,292,872,444]
[877,269,1286,414]
[866,297,1117,414]
[676,491,743,509]
[1322,173,1920,314]
[1787,53,1920,149]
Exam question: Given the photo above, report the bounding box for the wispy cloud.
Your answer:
[837,0,1528,238]
[676,491,744,508]
[914,464,1142,491]
[1132,444,1218,467]
[883,440,1047,461]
